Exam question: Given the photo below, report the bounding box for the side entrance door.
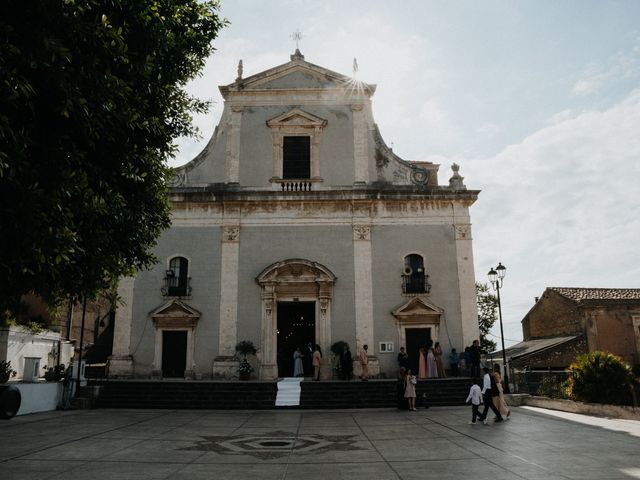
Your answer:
[162,330,187,378]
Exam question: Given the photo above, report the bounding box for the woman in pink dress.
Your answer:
[426,346,438,378]
[434,342,446,378]
[404,369,417,410]
[418,347,427,379]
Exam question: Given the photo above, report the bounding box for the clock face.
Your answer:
[411,168,429,185]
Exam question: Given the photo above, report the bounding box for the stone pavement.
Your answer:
[1,406,640,480]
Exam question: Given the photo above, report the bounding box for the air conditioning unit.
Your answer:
[403,266,413,275]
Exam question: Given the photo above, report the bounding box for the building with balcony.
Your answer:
[108,49,480,380]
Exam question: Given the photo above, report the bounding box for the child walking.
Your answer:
[405,369,417,411]
[466,378,483,424]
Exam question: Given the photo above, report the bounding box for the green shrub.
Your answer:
[567,351,635,405]
[537,375,570,399]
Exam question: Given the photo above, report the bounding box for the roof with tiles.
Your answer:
[549,287,640,302]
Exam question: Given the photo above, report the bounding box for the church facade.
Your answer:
[108,50,480,380]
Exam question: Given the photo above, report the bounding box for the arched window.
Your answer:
[402,254,430,294]
[163,257,190,297]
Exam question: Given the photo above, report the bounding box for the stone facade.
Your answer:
[513,287,640,368]
[109,51,480,380]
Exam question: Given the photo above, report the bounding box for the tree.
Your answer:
[476,282,498,352]
[0,1,227,320]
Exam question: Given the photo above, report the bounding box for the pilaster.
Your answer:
[351,104,369,184]
[352,224,374,351]
[224,106,243,183]
[454,223,480,347]
[107,276,135,377]
[218,223,240,357]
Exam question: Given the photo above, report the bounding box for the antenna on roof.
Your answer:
[353,58,359,76]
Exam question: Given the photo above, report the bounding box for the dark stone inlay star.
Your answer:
[179,429,365,460]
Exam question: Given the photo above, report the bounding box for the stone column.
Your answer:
[213,224,240,378]
[259,284,277,380]
[351,104,369,184]
[317,283,333,379]
[224,106,243,184]
[454,223,480,348]
[108,276,135,377]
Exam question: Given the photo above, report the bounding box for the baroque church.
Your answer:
[108,49,480,380]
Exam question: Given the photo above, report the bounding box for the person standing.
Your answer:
[463,346,472,375]
[340,344,353,380]
[418,346,427,379]
[304,342,314,376]
[469,340,482,378]
[312,344,322,381]
[465,378,483,424]
[397,367,408,409]
[449,348,460,377]
[397,347,409,372]
[478,367,503,424]
[404,369,417,411]
[293,347,304,377]
[426,345,438,378]
[434,342,446,378]
[359,344,369,381]
[492,363,510,418]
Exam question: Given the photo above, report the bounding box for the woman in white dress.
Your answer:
[293,348,305,377]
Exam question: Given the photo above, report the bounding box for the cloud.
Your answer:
[466,89,640,345]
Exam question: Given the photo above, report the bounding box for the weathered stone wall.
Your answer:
[586,304,640,366]
[523,290,582,340]
[511,335,588,369]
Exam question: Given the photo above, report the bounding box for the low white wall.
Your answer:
[13,382,64,415]
[507,394,640,420]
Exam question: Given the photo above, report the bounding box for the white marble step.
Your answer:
[275,377,303,406]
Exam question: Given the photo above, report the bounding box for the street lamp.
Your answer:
[488,262,510,393]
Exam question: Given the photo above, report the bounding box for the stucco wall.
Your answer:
[130,226,221,377]
[588,304,640,366]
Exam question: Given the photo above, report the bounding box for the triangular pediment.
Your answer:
[267,108,327,129]
[392,297,443,318]
[257,259,336,285]
[219,57,376,97]
[150,299,201,319]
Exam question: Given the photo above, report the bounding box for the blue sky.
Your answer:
[172,1,640,347]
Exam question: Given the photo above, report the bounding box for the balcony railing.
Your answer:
[281,180,313,191]
[161,276,192,297]
[402,274,431,295]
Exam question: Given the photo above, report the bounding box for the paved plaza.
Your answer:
[1,406,640,479]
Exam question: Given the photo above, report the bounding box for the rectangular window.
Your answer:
[283,136,311,179]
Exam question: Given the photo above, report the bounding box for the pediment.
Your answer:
[219,58,376,98]
[267,109,327,129]
[392,297,443,318]
[257,259,336,285]
[150,299,201,319]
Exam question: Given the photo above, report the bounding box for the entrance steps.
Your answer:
[89,377,471,410]
[275,377,303,406]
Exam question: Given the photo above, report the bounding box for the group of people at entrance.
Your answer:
[338,343,369,381]
[397,339,483,379]
[293,343,322,380]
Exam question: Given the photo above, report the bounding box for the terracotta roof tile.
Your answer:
[549,287,640,301]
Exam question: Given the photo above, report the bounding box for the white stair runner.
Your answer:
[275,377,303,406]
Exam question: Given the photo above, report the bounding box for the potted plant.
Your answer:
[0,361,20,419]
[0,361,17,384]
[235,340,257,380]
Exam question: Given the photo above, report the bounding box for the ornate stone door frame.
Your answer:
[392,297,443,349]
[150,300,201,379]
[256,259,336,380]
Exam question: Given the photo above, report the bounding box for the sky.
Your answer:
[171,0,640,348]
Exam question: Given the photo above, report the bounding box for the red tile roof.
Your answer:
[549,287,640,301]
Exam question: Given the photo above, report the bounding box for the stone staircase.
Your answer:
[91,380,278,409]
[90,377,471,410]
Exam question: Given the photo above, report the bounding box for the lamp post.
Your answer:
[488,263,510,393]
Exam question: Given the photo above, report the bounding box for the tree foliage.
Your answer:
[567,351,636,406]
[0,1,227,319]
[476,282,498,352]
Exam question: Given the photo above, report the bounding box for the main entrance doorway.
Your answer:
[277,302,315,377]
[405,328,432,375]
[162,330,187,378]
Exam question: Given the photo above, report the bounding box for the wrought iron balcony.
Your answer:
[161,276,192,297]
[402,274,431,295]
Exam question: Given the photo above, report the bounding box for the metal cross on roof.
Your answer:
[290,29,303,50]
